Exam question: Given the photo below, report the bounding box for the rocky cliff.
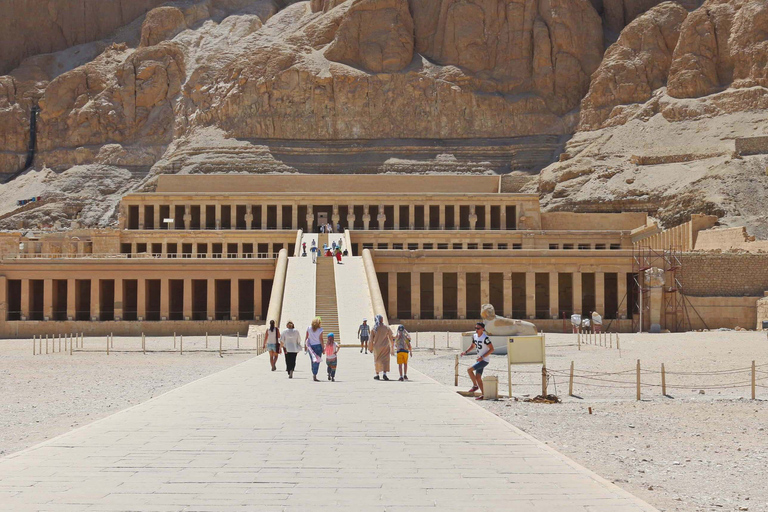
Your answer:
[1,0,766,235]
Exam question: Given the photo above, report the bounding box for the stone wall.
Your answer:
[684,296,759,331]
[735,136,768,156]
[0,320,254,339]
[680,253,768,297]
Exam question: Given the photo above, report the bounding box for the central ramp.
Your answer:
[0,353,658,511]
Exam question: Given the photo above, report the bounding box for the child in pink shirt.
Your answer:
[325,333,339,381]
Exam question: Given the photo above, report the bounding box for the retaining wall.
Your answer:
[0,320,254,339]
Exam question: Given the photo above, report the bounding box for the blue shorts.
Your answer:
[472,360,489,374]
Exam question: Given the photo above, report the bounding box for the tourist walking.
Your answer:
[310,239,318,263]
[393,325,412,381]
[369,315,393,380]
[461,322,494,400]
[279,321,302,378]
[335,247,342,264]
[304,317,325,382]
[302,242,307,256]
[358,319,370,353]
[325,333,339,381]
[265,320,280,371]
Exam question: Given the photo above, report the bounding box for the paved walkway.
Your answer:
[0,352,657,511]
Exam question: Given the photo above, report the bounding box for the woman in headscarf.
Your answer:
[368,314,393,380]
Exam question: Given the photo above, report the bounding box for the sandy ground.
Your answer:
[411,331,768,512]
[0,335,257,458]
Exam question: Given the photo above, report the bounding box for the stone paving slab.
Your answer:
[0,351,658,511]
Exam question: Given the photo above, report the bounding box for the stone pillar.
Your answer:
[363,209,371,230]
[184,205,191,230]
[617,272,627,319]
[291,205,298,230]
[331,205,340,230]
[254,278,262,320]
[183,278,192,320]
[90,279,100,321]
[306,206,315,233]
[503,272,513,318]
[138,206,146,230]
[201,204,207,230]
[388,273,397,319]
[411,272,420,319]
[377,206,386,231]
[160,279,169,320]
[595,272,605,317]
[469,206,478,230]
[154,205,160,229]
[425,205,431,229]
[20,279,29,320]
[439,205,446,229]
[245,205,254,230]
[230,279,239,321]
[457,272,467,319]
[114,279,123,321]
[0,276,6,321]
[262,206,268,230]
[230,204,237,230]
[67,279,76,320]
[434,271,443,319]
[500,208,507,230]
[393,205,401,230]
[573,271,582,316]
[215,204,222,230]
[480,271,490,306]
[453,206,460,229]
[485,207,491,230]
[525,272,536,320]
[276,205,284,231]
[137,278,146,321]
[346,205,356,230]
[207,278,216,320]
[408,204,415,230]
[549,271,559,319]
[43,279,53,320]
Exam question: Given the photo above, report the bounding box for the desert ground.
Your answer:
[1,331,766,512]
[412,331,768,512]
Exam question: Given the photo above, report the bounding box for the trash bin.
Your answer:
[482,375,498,400]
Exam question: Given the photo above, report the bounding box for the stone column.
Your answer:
[331,205,340,230]
[230,279,239,321]
[411,272,420,319]
[183,278,192,320]
[261,206,268,230]
[503,272,513,318]
[20,279,30,320]
[595,272,605,317]
[500,208,507,230]
[525,272,536,320]
[67,279,76,320]
[439,205,446,229]
[480,271,490,306]
[215,204,222,230]
[184,205,191,230]
[230,204,237,230]
[573,271,583,316]
[425,205,431,229]
[363,209,371,230]
[457,272,467,319]
[90,279,100,321]
[160,279,169,320]
[114,279,123,321]
[254,279,262,320]
[245,205,254,230]
[377,206,386,231]
[207,278,216,321]
[617,272,627,319]
[485,207,491,230]
[453,206,460,229]
[388,273,397,319]
[393,205,401,230]
[346,206,356,230]
[276,205,284,230]
[549,271,559,319]
[154,205,160,229]
[291,205,298,230]
[408,204,415,230]
[0,276,6,322]
[469,206,478,230]
[43,279,53,320]
[201,204,207,230]
[306,206,315,233]
[137,278,146,321]
[434,271,443,319]
[138,206,146,230]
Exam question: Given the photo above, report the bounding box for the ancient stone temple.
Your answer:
[0,175,764,340]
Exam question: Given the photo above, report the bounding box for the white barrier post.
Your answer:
[219,334,223,358]
[32,335,36,355]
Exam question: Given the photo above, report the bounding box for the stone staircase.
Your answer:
[315,234,342,344]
